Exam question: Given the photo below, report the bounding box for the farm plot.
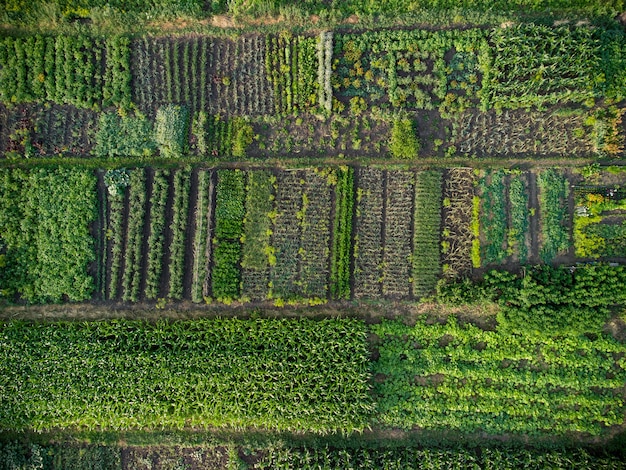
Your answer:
[131,34,316,117]
[452,109,595,157]
[574,185,626,259]
[0,168,96,303]
[298,169,333,299]
[0,35,131,109]
[333,29,487,114]
[382,170,414,298]
[270,170,304,300]
[241,170,275,301]
[441,168,475,277]
[537,169,571,263]
[105,168,200,302]
[373,316,626,435]
[485,25,600,110]
[478,169,507,266]
[353,167,385,298]
[412,170,443,298]
[0,318,372,434]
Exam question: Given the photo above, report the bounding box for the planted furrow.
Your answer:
[354,167,384,298]
[298,169,332,299]
[167,169,191,300]
[382,170,414,298]
[191,170,213,303]
[145,169,169,300]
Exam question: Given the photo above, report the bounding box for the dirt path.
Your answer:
[527,170,540,263]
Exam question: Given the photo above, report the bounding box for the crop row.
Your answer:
[537,169,571,262]
[330,167,354,300]
[478,169,507,265]
[412,171,443,298]
[382,170,415,297]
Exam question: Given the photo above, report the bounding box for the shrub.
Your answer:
[154,105,189,158]
[389,116,420,159]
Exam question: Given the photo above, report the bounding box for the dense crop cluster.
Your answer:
[0,318,373,433]
[373,316,626,435]
[0,169,96,303]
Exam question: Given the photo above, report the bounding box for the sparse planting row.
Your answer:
[412,170,443,298]
[191,170,213,303]
[353,167,385,298]
[144,169,169,300]
[441,168,475,277]
[167,169,191,300]
[298,169,332,299]
[241,170,275,301]
[382,170,414,298]
[270,171,304,300]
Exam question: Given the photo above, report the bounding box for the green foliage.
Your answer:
[102,36,132,109]
[168,169,191,300]
[103,168,129,197]
[0,34,131,109]
[438,264,626,334]
[93,112,155,158]
[537,169,570,262]
[256,446,625,470]
[574,192,626,258]
[121,169,146,302]
[212,169,246,300]
[145,169,169,300]
[486,25,601,110]
[231,118,254,158]
[0,168,96,303]
[0,318,372,434]
[241,170,274,271]
[330,167,354,300]
[154,105,189,159]
[389,116,420,159]
[372,315,626,435]
[479,170,507,265]
[508,177,529,263]
[412,170,442,298]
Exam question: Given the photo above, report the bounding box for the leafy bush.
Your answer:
[389,116,420,159]
[438,264,626,334]
[330,167,354,300]
[231,118,254,158]
[94,112,155,158]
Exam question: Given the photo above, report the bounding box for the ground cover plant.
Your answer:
[0,318,373,433]
[372,315,626,435]
[0,168,96,303]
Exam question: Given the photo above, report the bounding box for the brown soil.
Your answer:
[122,445,229,470]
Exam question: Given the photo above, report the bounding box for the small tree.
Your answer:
[389,116,420,159]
